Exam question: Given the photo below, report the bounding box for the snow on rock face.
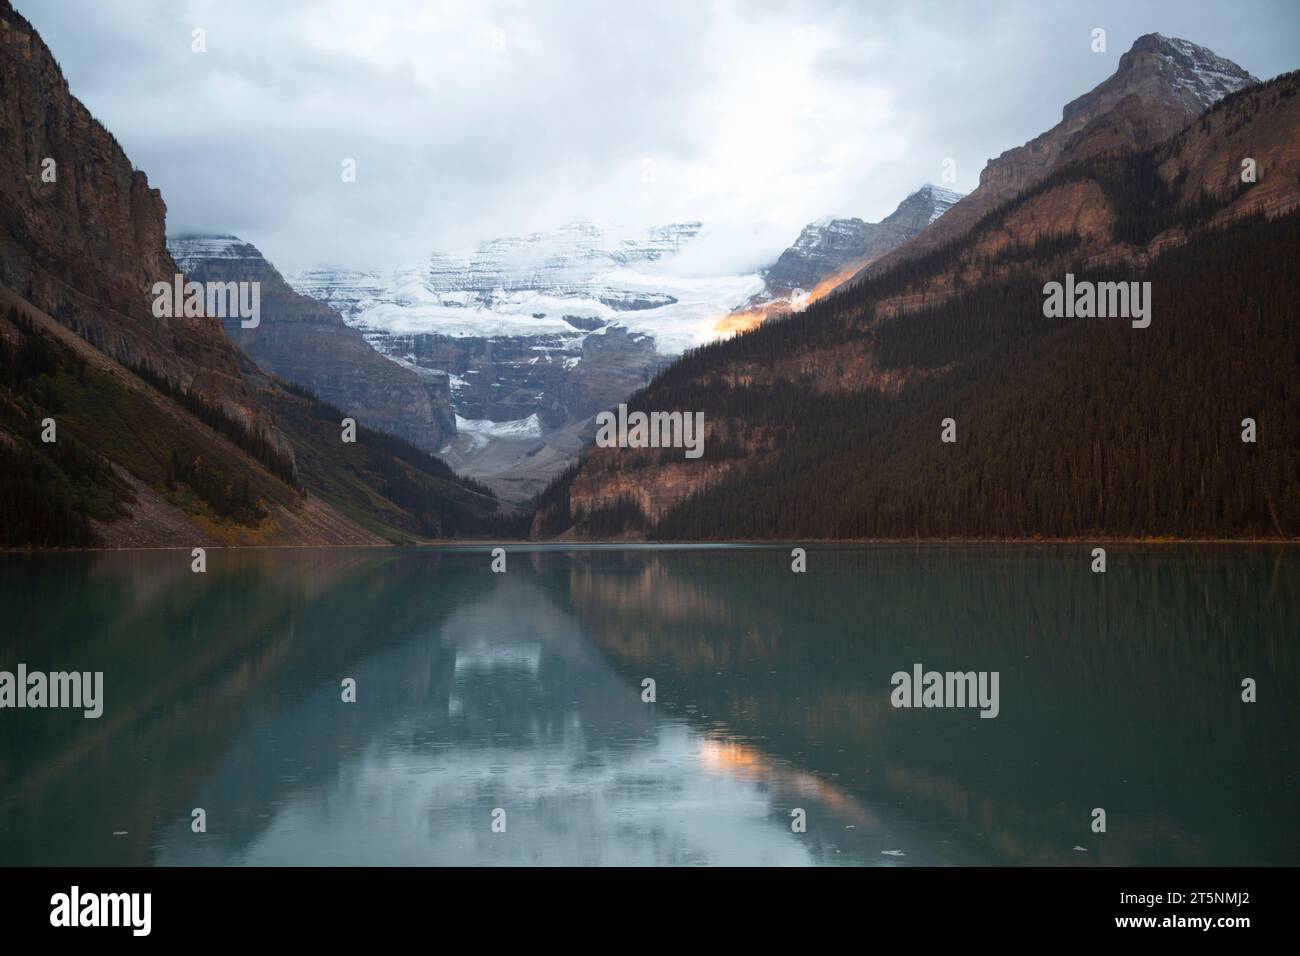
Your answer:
[286,222,760,480]
[786,217,872,259]
[289,268,397,325]
[1135,33,1258,110]
[922,185,964,222]
[860,34,1258,286]
[168,234,262,266]
[423,220,703,298]
[289,221,760,358]
[452,413,544,452]
[756,184,965,303]
[1062,33,1258,126]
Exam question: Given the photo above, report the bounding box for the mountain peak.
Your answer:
[1063,33,1257,124]
[168,233,263,265]
[745,184,965,311]
[914,183,964,202]
[1132,32,1248,70]
[855,34,1260,283]
[907,184,966,220]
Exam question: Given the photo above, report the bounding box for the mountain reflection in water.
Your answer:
[0,545,1295,866]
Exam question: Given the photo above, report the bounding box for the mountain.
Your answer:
[0,4,253,437]
[536,59,1300,541]
[720,185,963,335]
[290,221,761,500]
[168,234,457,453]
[853,34,1258,283]
[0,0,516,547]
[290,220,744,361]
[765,186,963,296]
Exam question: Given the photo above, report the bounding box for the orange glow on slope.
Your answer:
[710,260,866,338]
[803,260,865,305]
[713,306,773,338]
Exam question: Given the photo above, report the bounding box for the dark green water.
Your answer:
[0,545,1295,866]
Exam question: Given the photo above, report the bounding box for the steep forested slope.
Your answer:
[1,295,523,547]
[543,72,1300,541]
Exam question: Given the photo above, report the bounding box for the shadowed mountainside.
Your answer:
[0,2,517,547]
[539,67,1300,541]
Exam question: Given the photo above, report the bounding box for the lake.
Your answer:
[0,544,1295,866]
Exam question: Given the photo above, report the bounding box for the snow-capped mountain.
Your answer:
[1095,33,1257,115]
[762,185,962,299]
[860,34,1258,281]
[289,222,762,500]
[717,184,963,335]
[292,221,760,356]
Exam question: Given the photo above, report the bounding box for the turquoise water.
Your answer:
[0,545,1295,865]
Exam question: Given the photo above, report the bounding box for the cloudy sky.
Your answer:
[17,0,1300,275]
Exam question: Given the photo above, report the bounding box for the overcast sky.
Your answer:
[17,0,1300,275]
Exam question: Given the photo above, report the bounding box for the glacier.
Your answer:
[289,221,763,358]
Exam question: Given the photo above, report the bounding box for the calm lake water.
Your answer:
[0,545,1295,866]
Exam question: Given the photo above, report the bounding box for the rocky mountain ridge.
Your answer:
[853,33,1258,284]
[718,185,963,335]
[542,49,1299,541]
[168,234,457,453]
[765,185,963,298]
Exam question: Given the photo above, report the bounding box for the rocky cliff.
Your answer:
[855,34,1258,283]
[0,4,264,440]
[0,0,511,547]
[764,186,963,298]
[169,234,456,453]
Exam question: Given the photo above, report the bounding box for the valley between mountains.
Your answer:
[1,1,1295,548]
